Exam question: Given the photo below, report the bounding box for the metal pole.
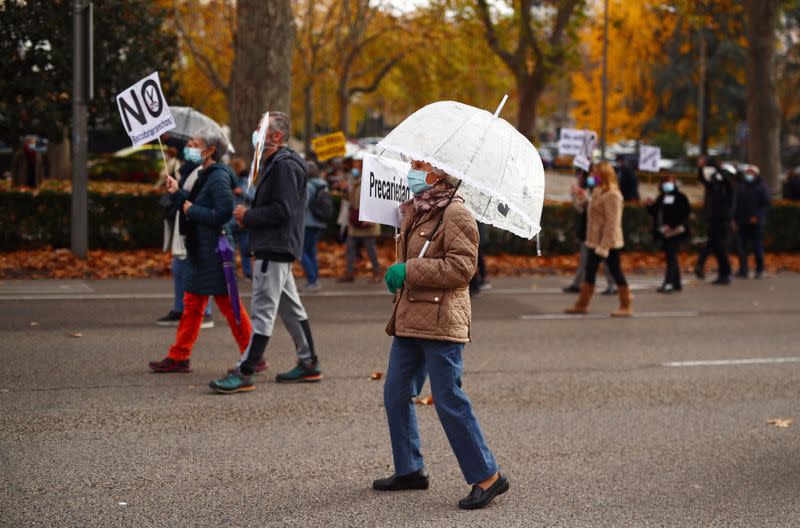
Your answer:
[697,26,707,155]
[600,0,609,160]
[71,0,89,258]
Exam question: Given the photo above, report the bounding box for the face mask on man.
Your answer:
[184,146,203,164]
[407,168,432,195]
[252,129,281,150]
[662,181,675,193]
[744,173,755,183]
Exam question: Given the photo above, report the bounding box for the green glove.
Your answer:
[384,262,407,294]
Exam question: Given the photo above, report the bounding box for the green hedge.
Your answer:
[2,190,799,253]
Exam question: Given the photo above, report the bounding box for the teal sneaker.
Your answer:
[209,370,255,394]
[275,357,322,383]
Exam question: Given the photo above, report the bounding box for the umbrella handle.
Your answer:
[493,94,509,118]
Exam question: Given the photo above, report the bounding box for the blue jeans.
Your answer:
[172,256,211,316]
[383,337,498,484]
[235,228,252,278]
[301,227,322,285]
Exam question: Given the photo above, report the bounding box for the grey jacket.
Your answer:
[243,147,307,261]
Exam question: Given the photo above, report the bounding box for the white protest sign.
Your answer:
[573,131,597,172]
[639,145,661,172]
[116,72,175,147]
[359,153,411,228]
[558,128,590,157]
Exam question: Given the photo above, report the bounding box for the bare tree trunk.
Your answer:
[744,0,782,193]
[48,129,72,180]
[230,0,295,160]
[516,76,541,141]
[338,87,350,135]
[303,82,314,155]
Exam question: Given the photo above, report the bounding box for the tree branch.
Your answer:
[348,50,411,96]
[172,0,229,95]
[476,0,517,70]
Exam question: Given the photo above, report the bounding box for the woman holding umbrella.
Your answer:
[149,126,252,373]
[375,159,509,510]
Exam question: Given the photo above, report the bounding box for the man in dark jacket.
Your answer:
[210,112,321,394]
[616,156,640,202]
[735,165,770,279]
[695,157,736,285]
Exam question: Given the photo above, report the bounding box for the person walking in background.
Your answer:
[302,160,330,292]
[565,162,632,317]
[616,156,640,202]
[209,112,321,394]
[469,222,492,295]
[229,157,252,278]
[375,159,509,510]
[783,166,800,201]
[156,140,214,328]
[695,157,736,285]
[735,164,770,279]
[563,168,617,295]
[647,175,690,293]
[338,156,382,283]
[149,127,252,373]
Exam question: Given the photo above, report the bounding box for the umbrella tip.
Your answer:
[493,95,509,118]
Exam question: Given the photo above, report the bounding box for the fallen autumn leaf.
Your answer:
[767,418,793,428]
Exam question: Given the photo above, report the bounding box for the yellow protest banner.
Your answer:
[311,131,346,161]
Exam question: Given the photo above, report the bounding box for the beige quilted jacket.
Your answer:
[386,200,478,343]
[585,187,624,257]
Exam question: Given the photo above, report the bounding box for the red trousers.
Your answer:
[168,292,252,361]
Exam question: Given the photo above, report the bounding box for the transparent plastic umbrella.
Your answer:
[169,106,235,153]
[377,98,545,240]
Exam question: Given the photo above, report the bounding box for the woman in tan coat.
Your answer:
[565,161,633,316]
[373,160,509,510]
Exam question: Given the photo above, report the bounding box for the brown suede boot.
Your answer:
[611,285,633,317]
[565,283,594,314]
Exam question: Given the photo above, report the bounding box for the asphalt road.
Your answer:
[1,273,799,527]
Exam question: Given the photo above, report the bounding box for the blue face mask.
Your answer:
[184,146,203,164]
[744,173,755,183]
[662,182,675,193]
[351,168,360,177]
[586,176,597,188]
[407,168,431,195]
[252,130,260,148]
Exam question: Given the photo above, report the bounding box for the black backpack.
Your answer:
[309,183,334,221]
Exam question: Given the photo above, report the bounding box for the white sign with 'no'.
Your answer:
[116,72,176,147]
[639,145,661,173]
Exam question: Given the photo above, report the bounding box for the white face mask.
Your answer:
[703,166,717,181]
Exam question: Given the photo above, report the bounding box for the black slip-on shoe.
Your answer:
[562,285,581,293]
[458,474,510,510]
[372,469,429,491]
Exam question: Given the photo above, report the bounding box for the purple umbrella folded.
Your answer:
[216,234,241,326]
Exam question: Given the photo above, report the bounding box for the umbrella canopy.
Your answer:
[377,100,545,239]
[169,106,235,153]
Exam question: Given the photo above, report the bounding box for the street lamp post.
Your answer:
[600,0,608,160]
[71,0,92,259]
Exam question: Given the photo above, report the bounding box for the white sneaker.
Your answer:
[200,315,214,329]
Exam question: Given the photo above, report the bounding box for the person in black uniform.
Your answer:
[695,157,736,285]
[647,176,691,293]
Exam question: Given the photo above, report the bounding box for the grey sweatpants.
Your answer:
[239,259,312,364]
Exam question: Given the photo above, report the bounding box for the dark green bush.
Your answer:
[2,190,799,253]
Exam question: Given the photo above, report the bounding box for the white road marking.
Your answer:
[662,357,800,368]
[520,311,699,320]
